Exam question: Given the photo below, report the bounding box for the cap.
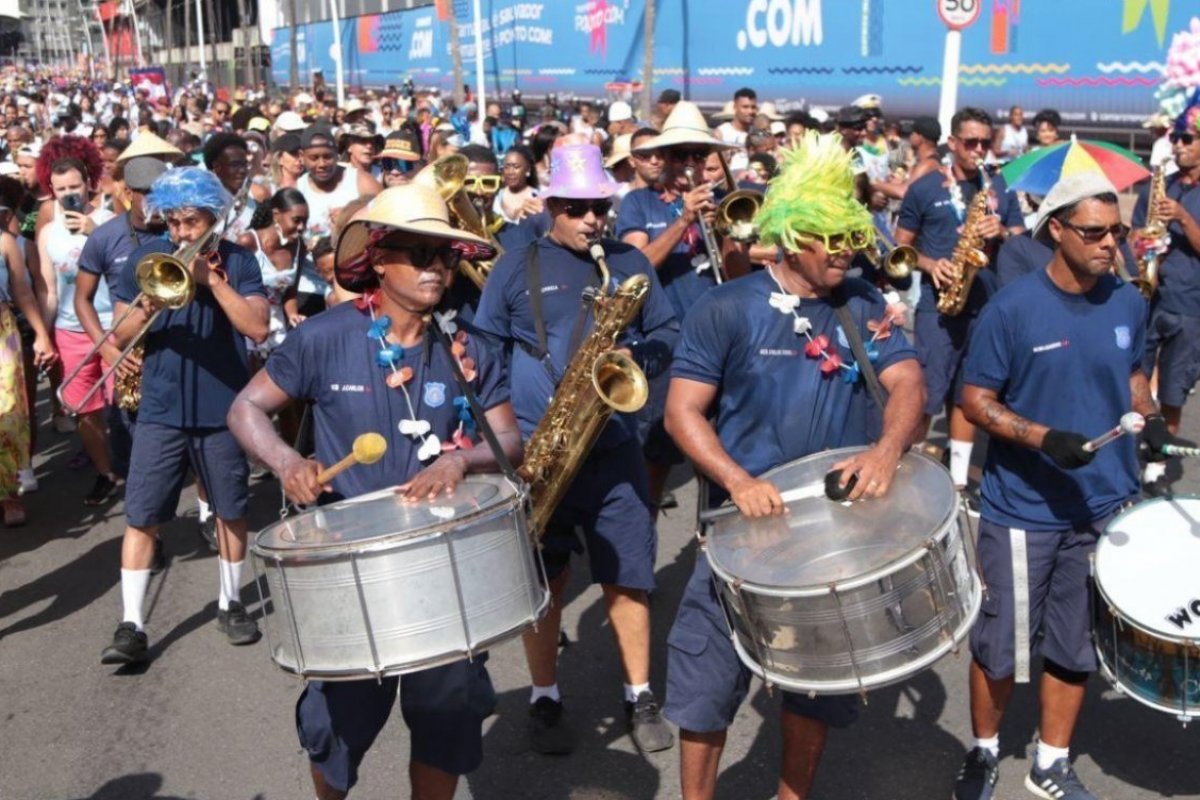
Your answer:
[852,93,883,110]
[301,123,337,149]
[769,120,787,136]
[1032,172,1120,245]
[657,89,682,105]
[274,111,307,132]
[247,116,271,133]
[123,156,169,191]
[377,128,422,162]
[911,116,942,143]
[836,105,869,126]
[608,101,634,123]
[271,132,301,154]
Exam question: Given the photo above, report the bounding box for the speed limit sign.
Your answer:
[937,0,982,30]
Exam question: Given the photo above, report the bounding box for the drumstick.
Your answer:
[1160,443,1200,457]
[698,481,832,525]
[1082,412,1145,453]
[315,433,388,484]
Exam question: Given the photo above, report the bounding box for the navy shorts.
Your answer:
[663,553,859,733]
[914,308,973,416]
[296,657,496,792]
[1142,307,1200,408]
[637,369,683,465]
[108,406,135,480]
[969,517,1109,680]
[124,422,249,527]
[540,439,658,591]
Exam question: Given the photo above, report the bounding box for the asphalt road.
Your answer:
[2,385,1198,800]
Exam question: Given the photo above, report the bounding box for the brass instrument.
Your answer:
[1132,162,1168,300]
[415,154,503,290]
[684,165,725,284]
[518,242,651,537]
[714,190,763,243]
[878,242,919,282]
[936,162,993,317]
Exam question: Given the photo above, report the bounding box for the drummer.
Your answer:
[950,174,1166,800]
[227,184,523,800]
[661,131,924,800]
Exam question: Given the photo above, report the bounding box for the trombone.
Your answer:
[57,234,204,416]
[684,152,764,283]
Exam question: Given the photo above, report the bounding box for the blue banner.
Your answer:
[270,0,1195,127]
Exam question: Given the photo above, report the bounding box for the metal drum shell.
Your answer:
[251,479,549,681]
[705,447,982,695]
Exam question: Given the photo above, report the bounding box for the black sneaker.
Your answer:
[958,484,982,519]
[528,697,576,755]
[100,622,149,665]
[217,601,261,645]
[625,690,675,753]
[150,538,167,575]
[953,746,999,800]
[84,473,119,506]
[1025,757,1097,800]
[658,491,679,511]
[198,516,219,552]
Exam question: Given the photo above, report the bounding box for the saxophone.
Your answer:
[936,162,993,317]
[1132,163,1168,300]
[518,243,651,537]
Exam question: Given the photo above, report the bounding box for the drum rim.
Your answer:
[706,447,959,595]
[251,478,528,558]
[1095,494,1200,645]
[1093,637,1199,721]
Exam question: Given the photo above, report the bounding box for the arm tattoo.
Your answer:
[980,399,1036,445]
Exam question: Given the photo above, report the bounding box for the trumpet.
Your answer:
[414,154,504,290]
[58,233,207,415]
[684,166,726,285]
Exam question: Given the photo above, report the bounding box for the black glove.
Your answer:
[1141,414,1170,462]
[1040,429,1096,471]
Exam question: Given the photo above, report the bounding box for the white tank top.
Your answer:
[45,205,115,332]
[297,167,360,242]
[1000,125,1028,160]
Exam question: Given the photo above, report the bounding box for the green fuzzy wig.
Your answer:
[755,131,875,253]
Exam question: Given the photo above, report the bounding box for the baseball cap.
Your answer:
[123,156,170,191]
[657,89,681,105]
[274,111,307,133]
[911,116,941,143]
[1031,172,1120,245]
[836,105,869,126]
[301,123,337,149]
[271,132,301,154]
[608,101,634,123]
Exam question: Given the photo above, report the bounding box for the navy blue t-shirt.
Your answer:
[113,239,265,428]
[446,221,525,326]
[964,269,1144,528]
[78,213,168,291]
[473,236,679,447]
[1132,175,1200,317]
[673,272,916,489]
[615,187,718,321]
[502,210,551,252]
[266,302,509,498]
[897,169,1024,312]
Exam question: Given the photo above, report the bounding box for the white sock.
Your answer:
[1035,740,1069,771]
[1142,461,1167,484]
[975,734,999,758]
[121,568,152,631]
[624,682,651,703]
[197,498,212,523]
[529,683,561,704]
[949,439,974,487]
[218,559,243,611]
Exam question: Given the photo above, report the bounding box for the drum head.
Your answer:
[254,476,518,553]
[707,447,956,590]
[1097,496,1200,640]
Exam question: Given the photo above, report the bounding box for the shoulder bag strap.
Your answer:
[831,286,888,411]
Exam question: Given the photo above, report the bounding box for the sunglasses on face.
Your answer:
[560,199,613,218]
[1060,221,1127,244]
[668,148,709,163]
[956,136,992,151]
[377,242,462,269]
[633,150,664,161]
[379,158,411,173]
[1169,131,1196,146]
[840,122,867,132]
[462,175,502,193]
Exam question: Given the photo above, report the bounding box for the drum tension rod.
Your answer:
[831,584,869,704]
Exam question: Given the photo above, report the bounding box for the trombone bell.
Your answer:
[882,244,919,281]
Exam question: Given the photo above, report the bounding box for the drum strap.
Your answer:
[1010,528,1032,684]
[831,289,888,411]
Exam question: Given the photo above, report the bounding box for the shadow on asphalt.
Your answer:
[67,772,193,800]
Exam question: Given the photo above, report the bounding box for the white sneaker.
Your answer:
[17,467,37,494]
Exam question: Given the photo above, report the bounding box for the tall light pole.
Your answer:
[194,0,207,78]
[327,0,344,106]
[472,0,485,114]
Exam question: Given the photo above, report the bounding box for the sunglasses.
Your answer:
[560,199,613,218]
[956,136,992,151]
[796,229,876,256]
[1060,221,1128,244]
[839,122,867,132]
[379,157,412,173]
[1169,131,1196,146]
[376,242,462,269]
[462,175,502,193]
[668,148,709,163]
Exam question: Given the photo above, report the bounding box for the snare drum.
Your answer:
[1093,497,1200,724]
[704,447,981,695]
[252,477,549,680]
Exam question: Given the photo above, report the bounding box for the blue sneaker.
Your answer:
[1025,758,1097,800]
[953,747,999,800]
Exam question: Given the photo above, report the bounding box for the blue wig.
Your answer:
[145,166,233,219]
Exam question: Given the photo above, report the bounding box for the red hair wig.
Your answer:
[36,135,104,196]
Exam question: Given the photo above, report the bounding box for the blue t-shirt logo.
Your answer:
[1114,325,1131,350]
[424,381,448,408]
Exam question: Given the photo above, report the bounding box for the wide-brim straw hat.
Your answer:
[604,133,633,168]
[759,101,784,121]
[711,100,736,121]
[634,101,739,153]
[116,131,184,163]
[335,184,493,290]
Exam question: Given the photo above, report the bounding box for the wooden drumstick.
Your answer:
[315,433,388,484]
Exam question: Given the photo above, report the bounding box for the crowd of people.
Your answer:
[1,67,1198,800]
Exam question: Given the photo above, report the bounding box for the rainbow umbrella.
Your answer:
[1000,136,1149,196]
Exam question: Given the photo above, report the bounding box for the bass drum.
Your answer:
[1093,497,1200,724]
[252,477,549,680]
[705,446,981,695]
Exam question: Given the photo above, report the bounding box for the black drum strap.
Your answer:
[831,287,888,411]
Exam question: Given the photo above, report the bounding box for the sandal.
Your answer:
[3,499,27,527]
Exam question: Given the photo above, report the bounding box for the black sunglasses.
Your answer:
[839,121,867,131]
[956,136,992,151]
[377,241,462,269]
[380,157,411,173]
[668,148,709,162]
[1169,131,1196,146]
[560,199,613,218]
[1060,221,1128,244]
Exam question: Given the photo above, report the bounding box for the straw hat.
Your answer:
[712,100,736,121]
[604,133,634,168]
[116,131,184,163]
[634,101,739,153]
[335,184,493,291]
[1142,112,1172,130]
[759,101,784,121]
